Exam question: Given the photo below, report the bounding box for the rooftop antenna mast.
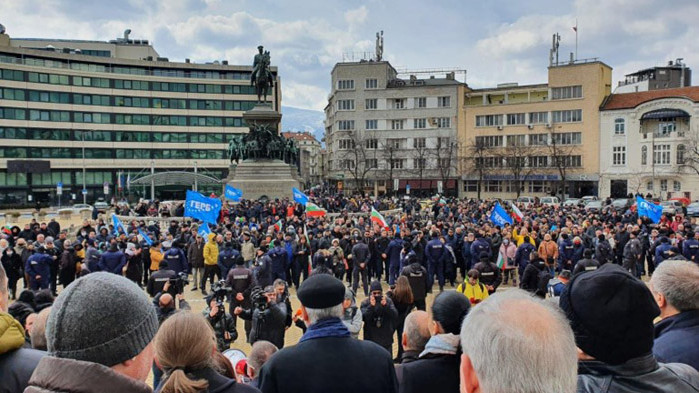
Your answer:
[375,30,384,61]
[549,33,561,66]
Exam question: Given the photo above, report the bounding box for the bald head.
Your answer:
[159,293,173,308]
[459,289,577,393]
[403,310,430,353]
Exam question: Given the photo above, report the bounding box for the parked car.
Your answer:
[93,201,110,213]
[611,198,632,212]
[516,196,536,208]
[540,196,560,208]
[585,200,603,213]
[63,204,93,215]
[563,198,581,207]
[661,200,684,215]
[581,196,599,203]
[687,201,699,217]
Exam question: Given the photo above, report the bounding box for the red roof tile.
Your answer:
[601,86,699,110]
[282,132,319,142]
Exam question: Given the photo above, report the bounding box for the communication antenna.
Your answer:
[375,30,384,61]
[549,33,561,66]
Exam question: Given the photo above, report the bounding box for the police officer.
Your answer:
[558,234,574,272]
[146,260,178,297]
[474,252,502,294]
[425,231,446,293]
[400,254,428,311]
[253,245,273,288]
[218,242,241,281]
[385,233,403,285]
[351,233,371,297]
[226,255,254,339]
[682,232,699,264]
[25,246,52,290]
[469,231,491,269]
[163,240,188,276]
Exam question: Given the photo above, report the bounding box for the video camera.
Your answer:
[250,287,269,312]
[168,272,190,294]
[211,280,232,309]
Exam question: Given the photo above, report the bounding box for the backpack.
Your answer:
[535,269,552,297]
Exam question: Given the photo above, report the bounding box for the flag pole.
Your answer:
[575,18,578,60]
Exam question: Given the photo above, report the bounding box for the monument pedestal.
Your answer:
[226,159,301,200]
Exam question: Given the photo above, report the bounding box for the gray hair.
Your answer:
[305,304,343,325]
[650,260,699,312]
[247,340,278,375]
[460,289,577,393]
[403,310,430,353]
[31,307,52,351]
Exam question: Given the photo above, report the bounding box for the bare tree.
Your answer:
[547,131,577,199]
[379,138,401,196]
[498,142,538,198]
[678,134,699,175]
[463,138,495,200]
[432,136,459,195]
[410,138,431,195]
[337,131,378,194]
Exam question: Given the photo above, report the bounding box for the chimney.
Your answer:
[446,72,455,80]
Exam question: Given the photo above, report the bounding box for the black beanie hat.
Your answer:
[431,291,471,335]
[559,263,659,365]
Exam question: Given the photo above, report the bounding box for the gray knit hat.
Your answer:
[46,272,158,367]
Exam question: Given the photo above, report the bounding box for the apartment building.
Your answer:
[325,60,465,196]
[0,30,279,205]
[460,60,612,199]
[599,87,699,199]
[281,131,322,187]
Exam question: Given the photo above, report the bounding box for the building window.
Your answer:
[553,155,582,167]
[365,139,378,149]
[647,181,653,191]
[338,139,355,150]
[436,117,451,128]
[337,80,354,90]
[552,109,582,123]
[660,179,668,192]
[552,132,582,145]
[337,120,355,130]
[613,146,626,165]
[475,114,503,127]
[506,113,526,125]
[413,138,426,148]
[437,137,451,149]
[486,180,501,192]
[642,145,648,165]
[415,97,426,108]
[365,120,378,130]
[677,144,685,164]
[529,156,548,168]
[614,118,625,135]
[653,144,671,165]
[392,99,406,109]
[529,112,548,124]
[391,119,405,130]
[464,180,478,192]
[414,118,426,129]
[339,159,355,169]
[529,133,548,145]
[657,121,676,137]
[365,99,377,110]
[673,180,681,191]
[506,134,526,147]
[528,181,545,193]
[365,79,378,89]
[365,159,378,168]
[475,135,503,147]
[551,85,583,100]
[439,158,451,168]
[390,159,405,169]
[387,138,404,149]
[414,158,427,169]
[337,99,354,111]
[437,96,451,107]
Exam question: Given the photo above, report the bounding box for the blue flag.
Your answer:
[636,195,662,223]
[198,223,211,241]
[138,228,153,246]
[489,202,514,227]
[224,184,243,201]
[112,214,127,236]
[184,190,222,224]
[292,187,309,205]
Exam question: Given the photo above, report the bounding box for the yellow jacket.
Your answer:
[203,233,219,266]
[457,281,489,306]
[512,228,537,247]
[0,312,25,354]
[149,248,163,271]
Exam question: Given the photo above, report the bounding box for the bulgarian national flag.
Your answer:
[370,207,388,229]
[496,252,506,270]
[272,219,283,232]
[511,203,524,222]
[305,202,326,217]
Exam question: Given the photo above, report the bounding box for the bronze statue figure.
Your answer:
[251,45,274,103]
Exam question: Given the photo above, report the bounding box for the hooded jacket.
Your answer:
[0,312,45,393]
[204,233,219,266]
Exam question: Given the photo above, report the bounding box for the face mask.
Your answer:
[6,251,13,256]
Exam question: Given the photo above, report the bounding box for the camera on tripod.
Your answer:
[168,272,190,294]
[250,287,269,312]
[212,280,232,309]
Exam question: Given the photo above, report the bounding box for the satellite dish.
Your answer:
[0,24,6,34]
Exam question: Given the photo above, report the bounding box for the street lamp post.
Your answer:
[81,131,87,204]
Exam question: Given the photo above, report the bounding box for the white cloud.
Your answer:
[283,82,330,111]
[345,6,368,26]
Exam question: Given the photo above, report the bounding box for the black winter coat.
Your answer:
[399,353,460,393]
[360,296,399,349]
[258,336,397,393]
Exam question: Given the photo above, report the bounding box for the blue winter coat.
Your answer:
[25,253,52,288]
[385,238,403,266]
[654,310,699,371]
[269,246,289,274]
[682,239,699,263]
[163,247,188,275]
[654,240,672,266]
[470,238,490,266]
[425,238,445,265]
[98,250,127,274]
[515,242,535,270]
[218,248,241,280]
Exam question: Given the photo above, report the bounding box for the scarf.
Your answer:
[419,333,460,357]
[299,317,350,343]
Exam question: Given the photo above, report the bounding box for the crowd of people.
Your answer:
[1,193,699,393]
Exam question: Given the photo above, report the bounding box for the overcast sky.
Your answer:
[4,0,699,110]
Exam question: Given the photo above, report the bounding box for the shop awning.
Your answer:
[640,109,690,120]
